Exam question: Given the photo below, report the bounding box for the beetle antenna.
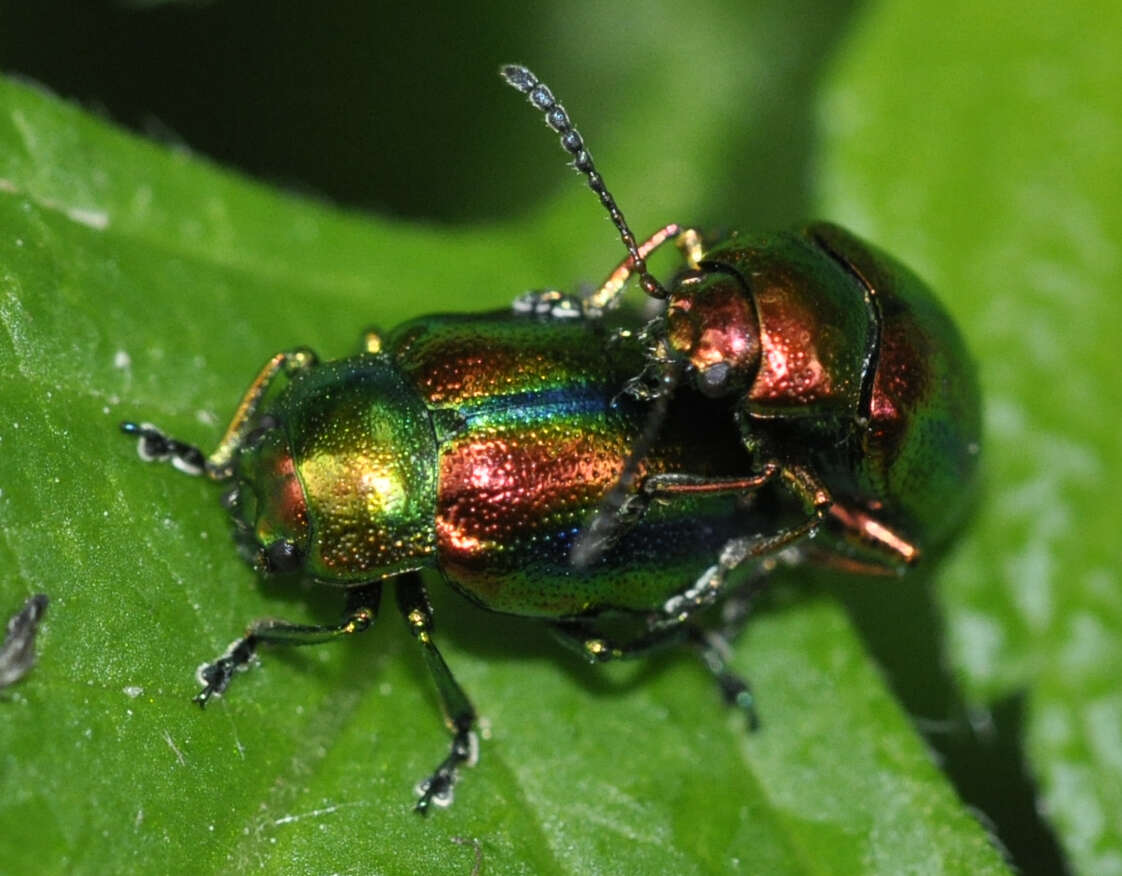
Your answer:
[500,64,669,300]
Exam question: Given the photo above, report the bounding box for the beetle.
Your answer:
[121,65,980,813]
[499,65,980,585]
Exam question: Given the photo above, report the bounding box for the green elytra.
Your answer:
[121,65,980,814]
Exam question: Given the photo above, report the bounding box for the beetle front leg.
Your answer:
[584,223,702,315]
[394,574,478,815]
[511,225,701,320]
[511,288,585,319]
[572,462,780,569]
[609,462,831,627]
[121,347,317,480]
[194,582,381,705]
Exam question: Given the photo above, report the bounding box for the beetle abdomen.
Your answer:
[390,314,756,618]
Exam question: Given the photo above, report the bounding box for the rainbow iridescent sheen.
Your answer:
[239,313,755,618]
[230,226,978,616]
[697,223,981,566]
[390,315,754,616]
[810,224,981,550]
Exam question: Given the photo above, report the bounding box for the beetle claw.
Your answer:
[414,774,455,815]
[120,420,206,476]
[512,289,584,319]
[413,728,477,815]
[193,659,232,707]
[193,636,257,707]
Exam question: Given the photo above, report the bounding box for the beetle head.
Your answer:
[227,416,310,576]
[665,268,761,398]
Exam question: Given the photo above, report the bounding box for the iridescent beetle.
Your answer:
[122,65,980,813]
[500,65,980,586]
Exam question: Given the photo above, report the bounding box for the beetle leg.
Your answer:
[824,504,921,568]
[636,462,831,625]
[639,461,828,516]
[584,224,702,315]
[571,461,779,569]
[551,617,686,663]
[193,582,381,706]
[779,464,921,569]
[642,464,782,499]
[578,460,829,612]
[121,347,318,481]
[685,563,792,731]
[657,513,820,629]
[510,226,704,319]
[552,616,761,730]
[780,463,834,516]
[570,365,685,568]
[394,574,478,815]
[511,289,584,319]
[687,626,760,731]
[0,593,49,689]
[360,328,384,354]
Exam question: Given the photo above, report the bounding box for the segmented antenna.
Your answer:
[500,64,669,300]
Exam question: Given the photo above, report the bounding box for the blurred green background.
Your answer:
[2,0,853,228]
[1,0,1118,873]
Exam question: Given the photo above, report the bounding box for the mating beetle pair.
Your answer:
[123,65,980,812]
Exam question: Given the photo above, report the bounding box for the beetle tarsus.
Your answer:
[193,635,257,707]
[395,575,479,814]
[120,421,207,476]
[511,289,584,319]
[691,627,760,732]
[0,593,49,689]
[718,672,761,732]
[415,726,477,815]
[191,585,384,706]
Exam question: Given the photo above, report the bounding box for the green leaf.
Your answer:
[0,7,1015,875]
[817,1,1122,873]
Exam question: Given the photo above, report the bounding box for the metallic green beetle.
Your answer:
[124,312,766,812]
[122,65,980,813]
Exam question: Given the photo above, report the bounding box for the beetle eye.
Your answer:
[698,362,731,396]
[261,539,303,574]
